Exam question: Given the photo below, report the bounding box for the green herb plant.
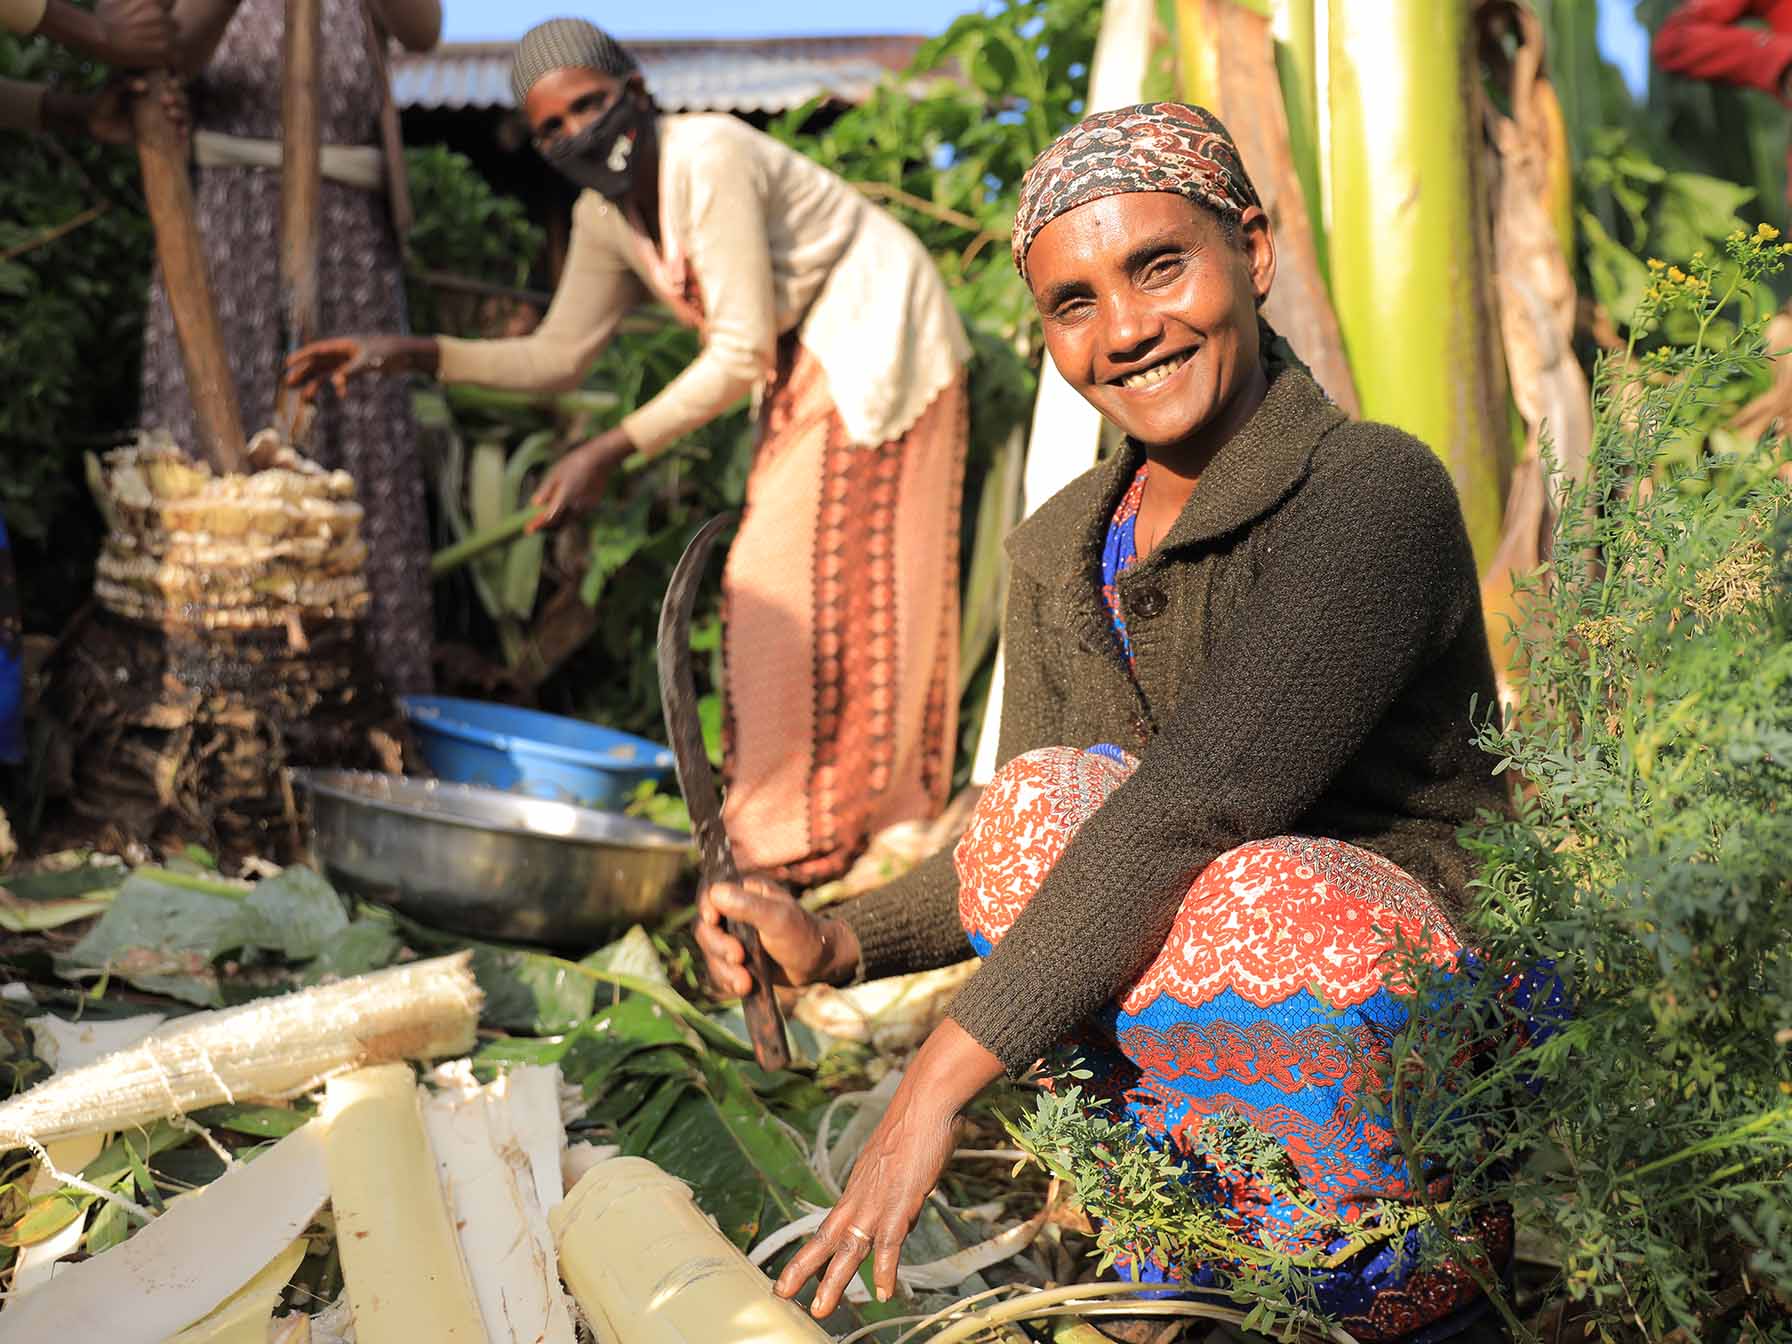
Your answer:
[1383,225,1792,1342]
[1005,1068,1440,1339]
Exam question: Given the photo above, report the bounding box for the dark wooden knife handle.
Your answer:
[726,916,791,1071]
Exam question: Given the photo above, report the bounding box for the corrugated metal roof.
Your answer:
[395,34,929,114]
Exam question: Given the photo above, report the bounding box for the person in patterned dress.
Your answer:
[287,19,970,884]
[140,0,440,694]
[694,104,1522,1341]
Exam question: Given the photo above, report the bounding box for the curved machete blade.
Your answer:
[657,512,790,1070]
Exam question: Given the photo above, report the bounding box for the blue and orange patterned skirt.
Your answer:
[955,745,1510,1342]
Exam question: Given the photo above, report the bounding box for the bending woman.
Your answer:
[290,18,971,883]
[697,105,1510,1341]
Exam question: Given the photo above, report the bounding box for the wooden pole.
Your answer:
[274,0,323,445]
[132,71,247,474]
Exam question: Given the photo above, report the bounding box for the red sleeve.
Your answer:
[1654,0,1792,97]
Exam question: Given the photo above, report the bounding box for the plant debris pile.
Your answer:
[44,434,407,863]
[0,854,1080,1339]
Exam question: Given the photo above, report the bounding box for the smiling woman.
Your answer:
[697,103,1516,1341]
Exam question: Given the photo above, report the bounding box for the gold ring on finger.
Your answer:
[844,1223,874,1244]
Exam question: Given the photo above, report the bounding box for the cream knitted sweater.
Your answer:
[437,113,969,453]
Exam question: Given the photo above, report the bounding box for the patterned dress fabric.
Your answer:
[1100,464,1149,667]
[722,334,967,883]
[138,0,433,695]
[956,746,1510,1341]
[1011,101,1263,282]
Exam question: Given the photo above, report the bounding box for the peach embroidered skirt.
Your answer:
[720,338,967,883]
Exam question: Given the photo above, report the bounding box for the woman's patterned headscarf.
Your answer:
[1012,102,1263,285]
[510,18,637,105]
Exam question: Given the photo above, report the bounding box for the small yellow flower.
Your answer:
[1647,258,1666,271]
[1756,222,1781,240]
[1667,266,1687,283]
[1780,242,1792,254]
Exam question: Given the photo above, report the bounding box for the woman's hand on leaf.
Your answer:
[526,427,634,531]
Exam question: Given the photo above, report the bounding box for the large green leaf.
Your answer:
[1580,210,1654,328]
[0,859,126,904]
[301,918,402,984]
[241,867,349,960]
[641,1052,830,1249]
[1654,173,1755,262]
[189,1104,311,1139]
[62,867,350,1005]
[61,872,261,1006]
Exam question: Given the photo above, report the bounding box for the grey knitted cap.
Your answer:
[510,18,637,105]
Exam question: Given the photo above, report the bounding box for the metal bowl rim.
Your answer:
[288,767,693,852]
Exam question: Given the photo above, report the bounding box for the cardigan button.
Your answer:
[1132,584,1168,619]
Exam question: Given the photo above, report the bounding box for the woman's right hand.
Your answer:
[696,878,859,996]
[284,335,438,402]
[76,74,185,145]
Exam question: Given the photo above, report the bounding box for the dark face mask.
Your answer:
[542,94,645,200]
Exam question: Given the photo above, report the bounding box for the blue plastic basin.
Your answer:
[400,695,676,811]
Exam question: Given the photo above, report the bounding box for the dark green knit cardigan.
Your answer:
[837,360,1506,1076]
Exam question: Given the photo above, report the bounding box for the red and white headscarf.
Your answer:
[1011,102,1263,285]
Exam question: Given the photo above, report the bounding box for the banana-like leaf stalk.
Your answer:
[501,431,558,618]
[958,425,1024,696]
[1476,0,1591,694]
[430,508,542,580]
[469,436,526,665]
[322,1065,486,1343]
[1325,0,1513,564]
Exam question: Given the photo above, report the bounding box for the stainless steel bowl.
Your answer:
[291,769,692,948]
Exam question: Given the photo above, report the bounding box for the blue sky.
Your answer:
[444,0,1654,98]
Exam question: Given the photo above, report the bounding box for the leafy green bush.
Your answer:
[1390,228,1792,1341]
[775,0,1101,350]
[401,143,544,337]
[0,35,152,623]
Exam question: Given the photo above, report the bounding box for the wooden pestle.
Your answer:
[132,70,247,474]
[273,0,322,445]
